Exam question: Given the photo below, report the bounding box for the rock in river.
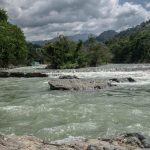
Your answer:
[48,79,113,91]
[59,75,79,79]
[0,71,48,78]
[110,77,136,83]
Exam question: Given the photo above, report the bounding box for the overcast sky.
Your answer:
[1,0,150,41]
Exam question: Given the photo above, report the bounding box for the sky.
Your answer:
[0,0,150,41]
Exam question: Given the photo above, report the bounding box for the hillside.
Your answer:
[96,30,117,42]
[107,20,150,63]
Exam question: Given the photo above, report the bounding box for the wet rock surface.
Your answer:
[110,77,136,83]
[0,133,150,150]
[0,72,48,78]
[48,79,113,91]
[59,75,79,79]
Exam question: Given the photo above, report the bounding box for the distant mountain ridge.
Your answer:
[31,33,93,46]
[96,30,118,42]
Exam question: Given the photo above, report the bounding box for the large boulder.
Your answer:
[48,79,113,91]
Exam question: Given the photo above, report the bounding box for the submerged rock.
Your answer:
[59,75,79,79]
[0,72,10,78]
[110,77,136,83]
[87,145,99,150]
[10,72,25,78]
[48,79,113,91]
[25,72,48,78]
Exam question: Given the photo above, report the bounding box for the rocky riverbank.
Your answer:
[0,133,150,150]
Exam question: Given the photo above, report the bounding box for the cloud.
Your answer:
[0,0,150,40]
[146,2,150,9]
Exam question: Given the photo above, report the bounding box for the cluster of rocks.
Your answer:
[0,72,48,78]
[0,133,150,150]
[48,75,136,91]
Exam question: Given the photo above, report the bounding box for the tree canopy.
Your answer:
[0,9,8,22]
[0,8,28,68]
[106,20,150,63]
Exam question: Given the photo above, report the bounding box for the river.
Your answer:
[0,64,150,141]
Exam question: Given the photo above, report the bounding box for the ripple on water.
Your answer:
[36,122,97,140]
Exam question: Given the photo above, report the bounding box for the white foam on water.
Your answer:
[132,109,143,115]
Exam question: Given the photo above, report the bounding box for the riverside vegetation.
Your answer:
[1,8,150,69]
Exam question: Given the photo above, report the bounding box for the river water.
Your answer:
[0,64,150,141]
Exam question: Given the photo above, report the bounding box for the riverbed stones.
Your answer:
[48,79,113,91]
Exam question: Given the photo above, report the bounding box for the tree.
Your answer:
[0,9,8,22]
[43,35,86,69]
[86,37,112,67]
[0,9,28,68]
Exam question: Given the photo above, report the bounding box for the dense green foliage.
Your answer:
[0,9,8,22]
[44,36,86,69]
[0,9,28,68]
[86,37,112,66]
[106,20,150,63]
[27,42,45,65]
[44,35,111,69]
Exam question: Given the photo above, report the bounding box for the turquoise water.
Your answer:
[0,64,150,141]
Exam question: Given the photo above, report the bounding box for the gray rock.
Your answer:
[48,79,113,91]
[141,139,150,148]
[109,78,120,83]
[87,145,99,150]
[125,137,142,147]
[124,133,145,141]
[25,72,48,78]
[59,75,79,79]
[110,77,136,83]
[0,72,10,78]
[0,72,48,78]
[103,147,116,150]
[127,77,136,82]
[10,72,25,78]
